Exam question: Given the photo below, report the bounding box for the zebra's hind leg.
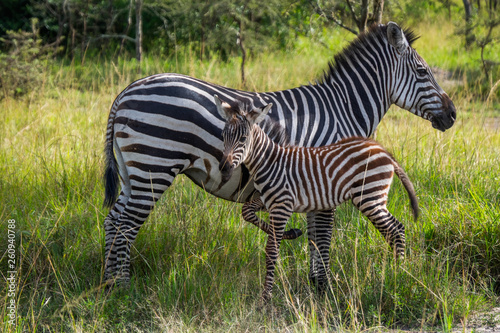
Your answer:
[103,191,129,283]
[105,174,174,285]
[242,199,302,239]
[307,209,335,292]
[359,205,406,259]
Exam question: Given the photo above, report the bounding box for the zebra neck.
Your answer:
[320,47,392,137]
[244,126,283,176]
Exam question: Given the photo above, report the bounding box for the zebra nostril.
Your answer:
[219,159,227,171]
[220,165,234,183]
[448,101,457,122]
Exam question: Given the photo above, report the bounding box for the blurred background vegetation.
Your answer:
[0,0,498,97]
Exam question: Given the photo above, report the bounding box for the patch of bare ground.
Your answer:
[452,307,500,333]
[483,118,500,130]
[358,308,500,332]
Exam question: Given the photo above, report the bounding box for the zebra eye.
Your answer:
[416,68,427,75]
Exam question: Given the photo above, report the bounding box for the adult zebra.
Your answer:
[103,22,456,287]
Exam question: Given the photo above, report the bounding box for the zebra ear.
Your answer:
[387,22,409,54]
[214,94,234,120]
[247,103,273,125]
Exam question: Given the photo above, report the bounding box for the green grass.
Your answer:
[1,23,500,332]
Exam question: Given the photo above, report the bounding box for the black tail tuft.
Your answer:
[103,146,119,208]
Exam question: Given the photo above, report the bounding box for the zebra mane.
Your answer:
[321,24,419,84]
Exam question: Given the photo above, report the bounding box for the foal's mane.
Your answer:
[260,119,292,148]
[233,100,292,148]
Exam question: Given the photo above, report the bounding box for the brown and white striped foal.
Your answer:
[215,95,419,301]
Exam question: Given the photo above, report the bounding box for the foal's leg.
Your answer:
[261,202,294,302]
[354,198,406,259]
[366,207,406,259]
[242,199,302,239]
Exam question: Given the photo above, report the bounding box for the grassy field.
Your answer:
[1,21,500,332]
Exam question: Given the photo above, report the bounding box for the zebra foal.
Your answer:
[216,95,418,301]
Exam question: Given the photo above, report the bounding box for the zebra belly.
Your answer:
[115,127,257,203]
[290,180,340,213]
[183,165,258,203]
[112,74,269,203]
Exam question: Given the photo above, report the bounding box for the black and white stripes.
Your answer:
[102,22,455,285]
[216,96,418,301]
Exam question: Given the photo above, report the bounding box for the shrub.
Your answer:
[0,18,58,99]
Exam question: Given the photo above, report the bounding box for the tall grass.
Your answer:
[1,23,499,332]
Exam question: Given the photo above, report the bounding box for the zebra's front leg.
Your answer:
[242,199,302,240]
[307,209,335,292]
[261,202,293,302]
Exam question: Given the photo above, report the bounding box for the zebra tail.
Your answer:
[393,161,419,221]
[103,107,119,208]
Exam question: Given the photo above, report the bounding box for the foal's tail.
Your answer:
[393,161,419,221]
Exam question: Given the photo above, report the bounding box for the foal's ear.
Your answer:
[247,103,273,125]
[214,95,235,120]
[387,22,409,54]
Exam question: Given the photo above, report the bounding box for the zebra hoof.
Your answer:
[309,274,328,294]
[283,228,303,240]
[103,274,130,291]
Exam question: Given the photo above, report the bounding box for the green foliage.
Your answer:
[157,0,294,61]
[0,19,58,99]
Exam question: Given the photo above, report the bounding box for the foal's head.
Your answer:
[215,95,272,183]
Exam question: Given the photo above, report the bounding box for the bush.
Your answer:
[0,18,58,99]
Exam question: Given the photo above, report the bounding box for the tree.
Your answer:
[168,0,291,86]
[0,18,59,98]
[135,0,142,62]
[463,0,474,48]
[309,0,385,35]
[457,0,499,79]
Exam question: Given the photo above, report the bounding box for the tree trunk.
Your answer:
[54,8,64,49]
[237,24,246,87]
[358,0,369,32]
[201,25,205,61]
[135,0,143,62]
[463,0,474,49]
[120,0,133,56]
[372,0,384,25]
[81,1,88,57]
[67,1,75,59]
[107,0,113,33]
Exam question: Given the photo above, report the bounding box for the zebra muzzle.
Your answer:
[219,159,234,183]
[432,94,456,131]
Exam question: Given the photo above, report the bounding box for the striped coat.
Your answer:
[216,96,418,300]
